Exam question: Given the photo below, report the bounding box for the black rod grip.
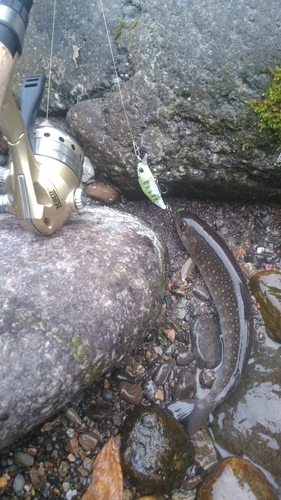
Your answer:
[0,0,33,56]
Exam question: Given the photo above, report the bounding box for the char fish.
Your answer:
[166,211,253,436]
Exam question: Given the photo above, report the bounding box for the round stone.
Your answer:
[120,406,194,495]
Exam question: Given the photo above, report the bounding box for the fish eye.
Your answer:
[139,167,144,173]
[179,220,187,231]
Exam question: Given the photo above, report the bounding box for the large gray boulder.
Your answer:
[0,207,168,449]
[14,0,281,201]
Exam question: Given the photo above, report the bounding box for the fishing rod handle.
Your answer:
[0,0,33,56]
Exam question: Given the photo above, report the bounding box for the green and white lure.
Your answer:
[137,154,166,209]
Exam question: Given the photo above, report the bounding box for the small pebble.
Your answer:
[12,473,25,494]
[172,368,195,400]
[26,447,37,456]
[112,411,123,427]
[78,449,86,462]
[199,369,216,388]
[67,438,79,454]
[102,388,113,401]
[175,297,189,319]
[84,182,120,204]
[123,355,147,379]
[142,378,160,402]
[62,481,71,493]
[59,461,69,478]
[78,431,100,451]
[66,428,75,438]
[153,345,163,356]
[86,401,112,422]
[123,489,135,500]
[119,381,144,404]
[65,489,78,500]
[257,246,265,254]
[155,388,164,400]
[181,475,202,491]
[163,382,172,402]
[163,328,176,341]
[76,466,89,477]
[40,482,52,498]
[13,451,34,467]
[176,346,194,366]
[112,367,135,383]
[153,360,175,385]
[103,378,111,389]
[171,490,196,500]
[139,497,157,500]
[65,407,84,427]
[82,458,93,473]
[29,467,44,489]
[145,349,153,360]
[0,476,7,488]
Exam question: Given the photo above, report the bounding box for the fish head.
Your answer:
[175,211,199,258]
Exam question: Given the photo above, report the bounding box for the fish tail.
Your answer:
[166,398,214,437]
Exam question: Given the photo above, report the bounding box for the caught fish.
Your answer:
[166,211,253,436]
[137,154,166,209]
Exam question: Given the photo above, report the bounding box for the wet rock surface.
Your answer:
[211,345,281,487]
[250,270,281,342]
[1,197,281,498]
[0,206,168,449]
[13,0,281,202]
[197,457,274,500]
[120,406,195,495]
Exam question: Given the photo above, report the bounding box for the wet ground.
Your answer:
[0,195,281,499]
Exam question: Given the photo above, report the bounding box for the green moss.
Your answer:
[70,336,86,363]
[114,15,141,40]
[128,16,141,31]
[114,19,125,40]
[246,67,281,146]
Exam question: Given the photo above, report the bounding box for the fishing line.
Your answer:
[46,0,57,121]
[98,0,141,160]
[97,0,166,209]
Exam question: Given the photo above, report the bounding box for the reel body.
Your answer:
[0,72,86,235]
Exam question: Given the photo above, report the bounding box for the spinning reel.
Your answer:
[0,0,86,235]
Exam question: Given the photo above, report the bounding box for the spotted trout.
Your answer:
[166,211,253,436]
